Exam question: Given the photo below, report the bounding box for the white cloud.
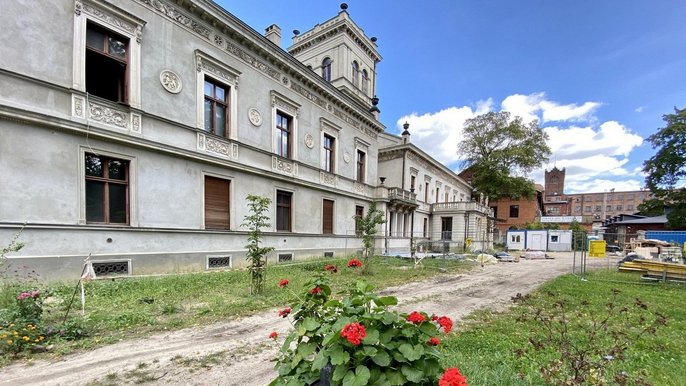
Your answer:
[635,106,645,113]
[396,92,644,193]
[500,92,601,123]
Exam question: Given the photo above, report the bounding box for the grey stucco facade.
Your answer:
[0,0,492,281]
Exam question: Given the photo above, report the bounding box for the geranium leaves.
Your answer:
[371,350,391,366]
[302,317,320,331]
[362,328,380,345]
[329,346,350,365]
[342,365,371,386]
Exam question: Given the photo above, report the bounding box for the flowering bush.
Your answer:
[270,273,465,385]
[439,367,468,386]
[346,258,362,268]
[15,289,43,322]
[0,322,45,355]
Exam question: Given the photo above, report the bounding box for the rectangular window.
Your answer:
[627,194,634,201]
[204,176,230,230]
[509,205,519,218]
[435,188,440,203]
[86,22,128,103]
[575,205,581,213]
[595,205,601,212]
[203,78,229,137]
[356,150,366,183]
[410,175,416,191]
[322,199,334,234]
[323,134,335,173]
[551,235,559,243]
[85,153,129,224]
[616,205,623,211]
[276,111,292,158]
[445,192,449,202]
[627,204,634,210]
[441,217,453,240]
[425,182,429,202]
[423,218,428,238]
[355,205,364,236]
[585,206,591,212]
[491,206,498,219]
[606,205,612,211]
[276,190,292,231]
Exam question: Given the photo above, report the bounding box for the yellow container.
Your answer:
[589,240,606,257]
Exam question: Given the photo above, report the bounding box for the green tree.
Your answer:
[457,111,551,200]
[642,107,686,228]
[242,194,275,295]
[569,219,586,251]
[356,201,385,273]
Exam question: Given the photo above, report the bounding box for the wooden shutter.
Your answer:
[323,199,334,234]
[205,176,230,229]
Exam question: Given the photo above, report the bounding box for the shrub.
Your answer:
[0,322,45,355]
[270,263,464,385]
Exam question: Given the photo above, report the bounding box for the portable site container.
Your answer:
[506,230,526,250]
[547,230,573,252]
[526,230,548,251]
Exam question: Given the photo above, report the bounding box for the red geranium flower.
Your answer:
[428,337,441,346]
[309,287,322,295]
[325,264,338,273]
[340,322,367,346]
[278,279,289,287]
[431,314,439,321]
[347,258,362,268]
[437,316,453,333]
[407,311,426,325]
[268,331,278,340]
[278,307,291,318]
[439,367,467,386]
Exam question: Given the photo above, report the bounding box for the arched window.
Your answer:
[361,69,368,94]
[352,61,359,87]
[321,58,332,82]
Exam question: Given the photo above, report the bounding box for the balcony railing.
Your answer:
[431,201,494,216]
[387,187,417,202]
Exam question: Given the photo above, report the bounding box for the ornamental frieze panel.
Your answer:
[197,133,238,159]
[72,94,142,135]
[320,172,337,186]
[137,0,210,38]
[353,182,366,195]
[378,152,403,162]
[196,55,238,85]
[272,156,298,177]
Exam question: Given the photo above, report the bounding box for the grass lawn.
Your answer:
[0,256,473,365]
[441,270,686,386]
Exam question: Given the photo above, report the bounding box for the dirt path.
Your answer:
[1,252,601,386]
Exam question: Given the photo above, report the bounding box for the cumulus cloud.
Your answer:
[396,92,644,194]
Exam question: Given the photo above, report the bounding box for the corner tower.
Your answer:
[544,166,566,198]
[288,3,382,109]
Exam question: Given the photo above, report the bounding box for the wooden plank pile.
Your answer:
[619,259,686,282]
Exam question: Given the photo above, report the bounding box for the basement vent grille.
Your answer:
[278,253,293,262]
[207,256,232,269]
[324,252,334,258]
[92,261,129,277]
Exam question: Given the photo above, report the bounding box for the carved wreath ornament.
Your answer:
[160,70,182,94]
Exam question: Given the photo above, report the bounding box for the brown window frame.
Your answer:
[276,111,292,158]
[203,77,230,138]
[441,217,453,240]
[85,22,129,103]
[356,150,366,183]
[322,199,334,234]
[85,153,129,225]
[355,205,364,236]
[204,176,230,230]
[323,134,335,173]
[276,190,293,232]
[509,205,519,218]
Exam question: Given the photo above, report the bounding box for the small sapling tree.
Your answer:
[242,194,275,295]
[355,201,385,273]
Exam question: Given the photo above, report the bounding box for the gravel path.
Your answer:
[1,252,603,385]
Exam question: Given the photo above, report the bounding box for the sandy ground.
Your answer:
[1,252,613,386]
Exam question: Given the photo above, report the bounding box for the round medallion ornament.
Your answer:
[160,70,182,94]
[344,152,351,164]
[248,108,262,127]
[305,134,314,149]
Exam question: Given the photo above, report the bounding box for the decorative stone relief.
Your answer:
[248,108,262,127]
[138,0,210,39]
[196,133,238,159]
[80,1,142,43]
[131,113,141,133]
[72,95,86,118]
[320,172,337,186]
[354,182,365,194]
[343,152,351,164]
[213,34,224,47]
[272,156,298,177]
[281,76,289,86]
[271,92,299,116]
[196,55,238,84]
[160,70,182,94]
[89,102,128,128]
[304,134,314,149]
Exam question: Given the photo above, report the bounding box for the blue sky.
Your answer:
[219,0,686,193]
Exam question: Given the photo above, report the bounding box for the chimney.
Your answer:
[265,24,281,46]
[401,121,410,143]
